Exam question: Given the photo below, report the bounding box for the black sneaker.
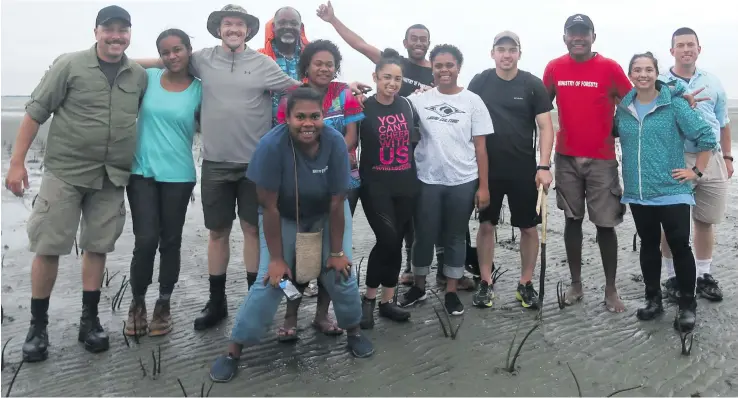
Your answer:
[662,277,679,302]
[444,292,464,316]
[696,274,723,302]
[515,281,539,309]
[472,280,494,308]
[378,300,411,322]
[22,317,49,362]
[399,286,426,308]
[673,295,697,333]
[194,297,228,331]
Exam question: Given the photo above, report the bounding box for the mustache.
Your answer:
[276,28,299,38]
[105,40,126,45]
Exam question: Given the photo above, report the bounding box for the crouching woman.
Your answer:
[615,52,716,333]
[209,87,374,383]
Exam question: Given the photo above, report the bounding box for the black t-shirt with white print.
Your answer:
[468,69,553,181]
[398,56,434,98]
[359,95,420,196]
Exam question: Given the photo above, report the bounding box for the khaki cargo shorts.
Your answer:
[685,151,728,225]
[27,171,127,256]
[554,154,626,228]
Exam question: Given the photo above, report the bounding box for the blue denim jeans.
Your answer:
[230,199,361,345]
[412,180,477,279]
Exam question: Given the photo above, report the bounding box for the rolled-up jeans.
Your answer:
[230,199,360,345]
[412,180,477,280]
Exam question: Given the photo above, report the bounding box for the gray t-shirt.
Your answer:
[191,46,299,164]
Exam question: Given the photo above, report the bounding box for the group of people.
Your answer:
[3,1,731,385]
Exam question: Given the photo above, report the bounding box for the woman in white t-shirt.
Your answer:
[397,44,494,316]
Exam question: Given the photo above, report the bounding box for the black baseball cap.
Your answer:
[564,14,594,32]
[96,5,131,27]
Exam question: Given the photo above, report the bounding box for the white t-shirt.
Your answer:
[408,88,494,186]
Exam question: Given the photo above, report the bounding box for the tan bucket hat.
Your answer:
[207,4,260,42]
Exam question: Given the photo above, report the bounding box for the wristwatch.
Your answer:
[536,165,551,171]
[692,166,703,178]
[724,155,734,162]
[329,251,345,258]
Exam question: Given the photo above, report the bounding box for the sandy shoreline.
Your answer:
[1,112,738,396]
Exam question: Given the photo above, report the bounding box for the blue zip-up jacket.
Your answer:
[615,86,717,202]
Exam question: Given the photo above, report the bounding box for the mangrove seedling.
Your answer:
[122,321,130,348]
[676,320,694,356]
[607,385,643,397]
[556,281,566,310]
[5,358,24,397]
[111,276,130,311]
[566,362,582,397]
[504,320,540,373]
[1,338,11,370]
[177,379,215,397]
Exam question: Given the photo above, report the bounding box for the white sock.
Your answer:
[663,257,675,279]
[696,258,711,277]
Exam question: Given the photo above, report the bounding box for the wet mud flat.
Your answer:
[2,130,738,397]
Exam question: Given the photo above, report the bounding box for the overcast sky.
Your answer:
[2,0,736,96]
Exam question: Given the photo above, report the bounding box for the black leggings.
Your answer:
[361,186,416,288]
[348,188,359,216]
[126,175,195,297]
[630,203,695,297]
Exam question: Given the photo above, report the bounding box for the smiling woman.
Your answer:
[124,28,201,338]
[209,87,373,384]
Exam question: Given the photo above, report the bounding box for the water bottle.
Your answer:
[279,278,302,301]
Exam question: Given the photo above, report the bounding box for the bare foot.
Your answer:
[563,282,584,306]
[605,288,626,313]
[311,317,344,336]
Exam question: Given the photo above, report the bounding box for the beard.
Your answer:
[276,28,299,45]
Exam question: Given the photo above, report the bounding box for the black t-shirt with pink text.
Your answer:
[359,96,419,195]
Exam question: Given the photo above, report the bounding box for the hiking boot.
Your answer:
[673,295,697,333]
[378,300,410,322]
[22,316,49,363]
[662,277,678,303]
[360,296,376,329]
[149,299,172,336]
[399,286,426,308]
[444,292,464,316]
[696,274,723,302]
[516,281,539,309]
[472,280,494,308]
[124,298,148,336]
[636,289,663,321]
[78,308,109,353]
[194,297,228,331]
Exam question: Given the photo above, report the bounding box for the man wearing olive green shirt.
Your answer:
[4,5,147,362]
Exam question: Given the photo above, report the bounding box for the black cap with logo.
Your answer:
[96,5,131,27]
[564,14,594,32]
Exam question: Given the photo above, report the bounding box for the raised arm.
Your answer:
[316,1,382,64]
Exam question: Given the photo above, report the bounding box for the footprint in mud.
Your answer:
[2,285,13,293]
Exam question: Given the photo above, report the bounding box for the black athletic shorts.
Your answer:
[478,178,540,229]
